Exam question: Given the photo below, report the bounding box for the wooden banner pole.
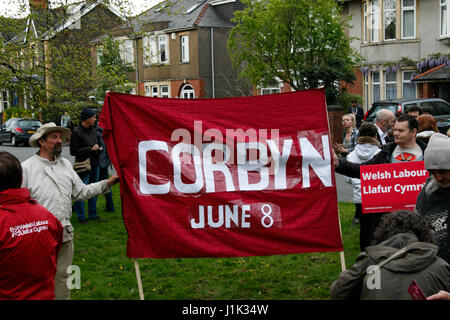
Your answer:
[323,98,346,272]
[133,258,145,300]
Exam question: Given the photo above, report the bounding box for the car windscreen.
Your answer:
[18,120,41,127]
[366,104,397,122]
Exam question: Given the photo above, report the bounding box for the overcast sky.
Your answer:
[0,0,163,18]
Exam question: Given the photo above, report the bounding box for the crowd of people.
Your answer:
[0,108,119,300]
[332,104,450,300]
[0,102,449,300]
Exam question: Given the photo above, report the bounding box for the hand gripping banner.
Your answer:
[99,89,343,258]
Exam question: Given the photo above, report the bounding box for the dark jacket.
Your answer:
[96,127,111,169]
[336,139,428,179]
[70,124,100,167]
[347,105,364,128]
[416,177,450,263]
[330,233,450,300]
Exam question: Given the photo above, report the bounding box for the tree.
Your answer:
[94,34,135,101]
[228,0,361,104]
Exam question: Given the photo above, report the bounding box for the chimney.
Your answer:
[29,0,49,11]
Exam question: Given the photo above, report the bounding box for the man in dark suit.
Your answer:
[347,99,365,128]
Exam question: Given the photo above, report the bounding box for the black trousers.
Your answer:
[359,207,385,251]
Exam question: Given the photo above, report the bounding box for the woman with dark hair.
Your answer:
[330,210,450,300]
[344,122,380,243]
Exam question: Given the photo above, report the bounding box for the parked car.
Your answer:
[0,118,42,146]
[364,98,450,134]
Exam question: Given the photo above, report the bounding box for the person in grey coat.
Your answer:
[330,210,450,300]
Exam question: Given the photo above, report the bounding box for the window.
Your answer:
[370,0,380,42]
[372,72,380,102]
[151,86,158,97]
[402,71,416,99]
[181,35,189,62]
[158,35,168,64]
[149,36,158,64]
[384,0,396,40]
[364,74,370,109]
[401,0,415,39]
[2,90,9,111]
[421,101,449,116]
[260,87,281,95]
[180,84,195,99]
[364,0,416,42]
[119,39,134,65]
[363,2,368,42]
[441,0,450,37]
[145,35,169,65]
[96,45,103,66]
[160,85,170,98]
[144,84,151,96]
[385,71,397,100]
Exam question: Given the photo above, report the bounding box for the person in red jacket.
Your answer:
[0,151,63,300]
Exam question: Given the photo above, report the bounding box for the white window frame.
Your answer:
[370,0,380,42]
[158,34,169,64]
[180,35,189,63]
[1,89,9,112]
[96,45,103,66]
[402,70,416,99]
[372,71,381,102]
[383,0,396,41]
[160,85,170,98]
[151,86,158,97]
[144,84,151,96]
[180,84,195,99]
[149,36,158,64]
[385,70,397,100]
[401,0,416,39]
[119,39,134,65]
[260,87,281,95]
[364,73,370,110]
[441,0,450,37]
[363,2,368,43]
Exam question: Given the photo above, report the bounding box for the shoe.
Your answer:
[79,219,89,225]
[90,216,107,223]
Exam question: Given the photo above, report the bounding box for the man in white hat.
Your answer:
[415,132,450,264]
[21,122,119,300]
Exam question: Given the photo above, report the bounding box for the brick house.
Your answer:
[0,0,123,116]
[92,0,251,99]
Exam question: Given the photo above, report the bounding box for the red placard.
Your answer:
[360,161,429,214]
[99,89,343,258]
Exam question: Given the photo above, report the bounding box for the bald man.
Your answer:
[374,109,395,145]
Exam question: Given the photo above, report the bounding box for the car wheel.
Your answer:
[11,135,17,147]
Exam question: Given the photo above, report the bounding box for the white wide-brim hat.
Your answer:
[29,122,71,148]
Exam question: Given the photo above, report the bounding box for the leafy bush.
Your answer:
[337,92,363,109]
[4,107,34,120]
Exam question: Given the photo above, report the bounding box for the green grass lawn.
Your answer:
[70,186,361,300]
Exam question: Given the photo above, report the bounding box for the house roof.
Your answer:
[413,64,450,82]
[94,0,243,42]
[4,0,123,44]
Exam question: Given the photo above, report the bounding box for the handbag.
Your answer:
[73,158,91,174]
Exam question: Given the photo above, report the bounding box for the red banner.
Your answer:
[360,161,429,214]
[99,89,342,258]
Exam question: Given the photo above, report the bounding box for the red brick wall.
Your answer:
[327,105,345,146]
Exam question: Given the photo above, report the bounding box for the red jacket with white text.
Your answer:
[0,188,63,300]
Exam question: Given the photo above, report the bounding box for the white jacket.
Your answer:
[21,154,110,239]
[345,142,381,203]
